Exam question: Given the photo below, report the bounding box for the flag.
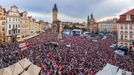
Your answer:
[19,42,30,51]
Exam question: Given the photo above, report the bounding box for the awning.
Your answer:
[21,71,30,75]
[116,69,132,75]
[8,63,23,75]
[0,67,12,75]
[27,64,41,75]
[19,58,32,69]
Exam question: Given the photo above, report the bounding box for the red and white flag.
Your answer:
[19,42,30,51]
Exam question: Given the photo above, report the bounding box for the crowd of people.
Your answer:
[0,32,134,75]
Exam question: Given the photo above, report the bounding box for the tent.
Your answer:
[0,68,12,75]
[96,71,102,75]
[27,64,41,75]
[21,71,30,75]
[19,58,32,69]
[116,69,132,75]
[8,62,24,75]
[97,63,118,75]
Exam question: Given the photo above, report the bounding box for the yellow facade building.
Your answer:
[20,11,29,38]
[37,20,43,33]
[0,6,6,42]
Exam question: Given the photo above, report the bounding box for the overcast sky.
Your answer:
[0,0,134,22]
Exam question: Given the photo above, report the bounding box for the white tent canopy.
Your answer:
[27,64,41,75]
[21,71,30,75]
[0,67,12,75]
[101,63,118,75]
[8,62,24,75]
[96,63,132,75]
[19,58,32,69]
[116,69,132,75]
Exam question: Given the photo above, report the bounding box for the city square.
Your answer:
[0,0,134,75]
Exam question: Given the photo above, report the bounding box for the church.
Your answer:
[87,14,98,33]
[52,4,98,33]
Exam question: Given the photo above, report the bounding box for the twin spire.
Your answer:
[87,13,94,21]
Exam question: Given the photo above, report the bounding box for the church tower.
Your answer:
[52,4,58,22]
[87,15,90,30]
[87,13,98,32]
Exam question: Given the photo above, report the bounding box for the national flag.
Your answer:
[19,42,30,51]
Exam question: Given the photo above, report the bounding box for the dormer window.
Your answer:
[126,15,131,21]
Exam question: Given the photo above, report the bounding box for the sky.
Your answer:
[0,0,134,22]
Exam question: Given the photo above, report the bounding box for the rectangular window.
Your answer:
[125,35,127,40]
[18,29,20,33]
[2,28,4,31]
[121,35,123,40]
[126,15,131,21]
[9,24,11,28]
[121,26,123,29]
[9,30,11,34]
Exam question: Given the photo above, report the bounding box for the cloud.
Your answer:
[0,0,134,22]
[28,12,85,23]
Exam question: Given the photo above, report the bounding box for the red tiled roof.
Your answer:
[117,8,134,23]
[121,9,134,15]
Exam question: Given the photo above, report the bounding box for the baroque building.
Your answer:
[0,6,6,42]
[6,5,21,42]
[20,11,29,38]
[117,8,134,49]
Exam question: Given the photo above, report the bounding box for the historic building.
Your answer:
[117,8,134,48]
[52,4,58,22]
[52,4,61,32]
[6,5,21,42]
[0,6,6,42]
[87,14,98,32]
[20,11,29,39]
[33,19,37,34]
[36,20,44,33]
[98,18,117,32]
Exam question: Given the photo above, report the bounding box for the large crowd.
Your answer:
[0,32,134,75]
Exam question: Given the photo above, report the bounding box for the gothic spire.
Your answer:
[53,3,58,12]
[91,13,93,18]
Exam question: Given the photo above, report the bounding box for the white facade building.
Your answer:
[6,5,22,42]
[98,18,117,32]
[117,8,134,49]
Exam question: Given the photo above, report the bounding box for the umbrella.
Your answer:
[21,71,30,75]
[27,64,41,75]
[8,63,24,75]
[19,58,32,69]
[0,68,12,75]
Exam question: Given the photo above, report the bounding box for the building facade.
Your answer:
[98,18,117,32]
[0,6,6,42]
[20,11,29,39]
[6,5,21,42]
[37,20,43,33]
[117,8,134,48]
